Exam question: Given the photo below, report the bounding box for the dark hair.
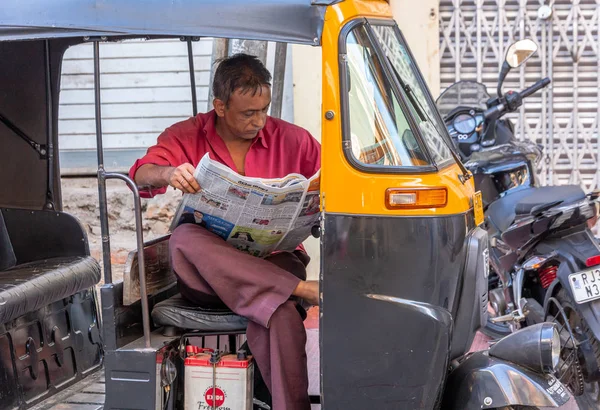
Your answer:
[212,53,272,105]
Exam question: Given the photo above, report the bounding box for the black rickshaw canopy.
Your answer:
[0,0,337,44]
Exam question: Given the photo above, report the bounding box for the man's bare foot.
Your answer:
[293,280,320,306]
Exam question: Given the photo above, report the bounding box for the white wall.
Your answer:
[391,0,441,97]
[291,44,323,280]
[58,38,214,174]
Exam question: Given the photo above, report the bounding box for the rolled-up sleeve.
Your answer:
[128,128,186,198]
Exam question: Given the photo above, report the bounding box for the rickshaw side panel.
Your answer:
[320,213,471,409]
[0,289,102,410]
[0,207,102,409]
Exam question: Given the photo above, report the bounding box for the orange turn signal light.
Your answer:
[385,187,448,209]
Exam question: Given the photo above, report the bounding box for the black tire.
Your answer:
[481,317,512,340]
[555,288,600,409]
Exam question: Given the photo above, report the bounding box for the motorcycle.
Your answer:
[436,38,600,408]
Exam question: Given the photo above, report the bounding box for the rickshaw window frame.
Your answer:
[337,18,449,175]
[368,18,456,171]
[385,21,456,170]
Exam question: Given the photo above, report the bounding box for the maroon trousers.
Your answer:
[169,223,311,410]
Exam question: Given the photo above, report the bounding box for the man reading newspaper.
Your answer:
[129,53,320,410]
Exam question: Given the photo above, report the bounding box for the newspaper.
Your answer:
[170,153,321,258]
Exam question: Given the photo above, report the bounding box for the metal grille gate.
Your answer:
[439,0,600,192]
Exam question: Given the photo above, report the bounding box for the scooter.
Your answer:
[436,38,600,408]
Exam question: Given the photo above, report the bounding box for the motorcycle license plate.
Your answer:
[473,191,484,226]
[569,267,600,304]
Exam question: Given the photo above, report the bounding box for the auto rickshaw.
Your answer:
[0,1,574,409]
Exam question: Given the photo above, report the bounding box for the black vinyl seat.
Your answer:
[151,294,248,332]
[0,208,102,324]
[0,256,100,323]
[486,185,586,233]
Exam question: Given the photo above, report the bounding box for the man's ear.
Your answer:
[213,98,226,117]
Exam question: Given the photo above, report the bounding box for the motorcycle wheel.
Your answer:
[554,288,600,409]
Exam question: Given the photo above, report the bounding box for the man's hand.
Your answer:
[168,163,201,194]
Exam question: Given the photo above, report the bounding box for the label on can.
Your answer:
[204,386,226,408]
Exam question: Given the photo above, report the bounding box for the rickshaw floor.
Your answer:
[29,366,321,410]
[30,371,106,410]
[31,328,322,410]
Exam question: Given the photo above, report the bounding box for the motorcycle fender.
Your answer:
[442,352,570,410]
[546,266,600,342]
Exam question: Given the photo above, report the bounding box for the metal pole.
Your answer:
[93,40,113,285]
[104,172,151,348]
[270,42,287,119]
[187,39,198,116]
[518,0,525,141]
[44,40,56,210]
[475,0,482,84]
[453,0,460,81]
[540,11,548,186]
[548,10,555,185]
[572,1,579,185]
[230,39,268,65]
[597,1,600,192]
[498,0,504,73]
[207,38,229,110]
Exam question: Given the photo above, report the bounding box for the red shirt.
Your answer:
[129,110,321,198]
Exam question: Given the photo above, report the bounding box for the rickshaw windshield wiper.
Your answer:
[386,61,472,182]
[0,111,48,159]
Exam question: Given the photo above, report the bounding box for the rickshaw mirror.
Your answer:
[505,39,538,68]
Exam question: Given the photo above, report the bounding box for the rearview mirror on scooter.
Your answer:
[497,39,539,97]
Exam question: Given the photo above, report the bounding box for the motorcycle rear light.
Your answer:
[586,255,600,267]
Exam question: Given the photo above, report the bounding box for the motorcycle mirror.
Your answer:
[497,39,538,97]
[505,39,538,68]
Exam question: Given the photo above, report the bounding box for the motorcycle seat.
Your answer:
[486,185,586,233]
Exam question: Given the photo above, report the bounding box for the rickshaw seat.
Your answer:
[151,294,248,332]
[0,210,16,271]
[0,256,100,323]
[0,208,101,324]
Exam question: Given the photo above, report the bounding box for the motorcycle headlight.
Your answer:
[489,322,561,374]
[551,326,561,370]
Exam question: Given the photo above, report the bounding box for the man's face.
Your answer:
[215,85,271,140]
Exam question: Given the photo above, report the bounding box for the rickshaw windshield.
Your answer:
[343,25,432,168]
[370,24,454,166]
[341,20,456,172]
